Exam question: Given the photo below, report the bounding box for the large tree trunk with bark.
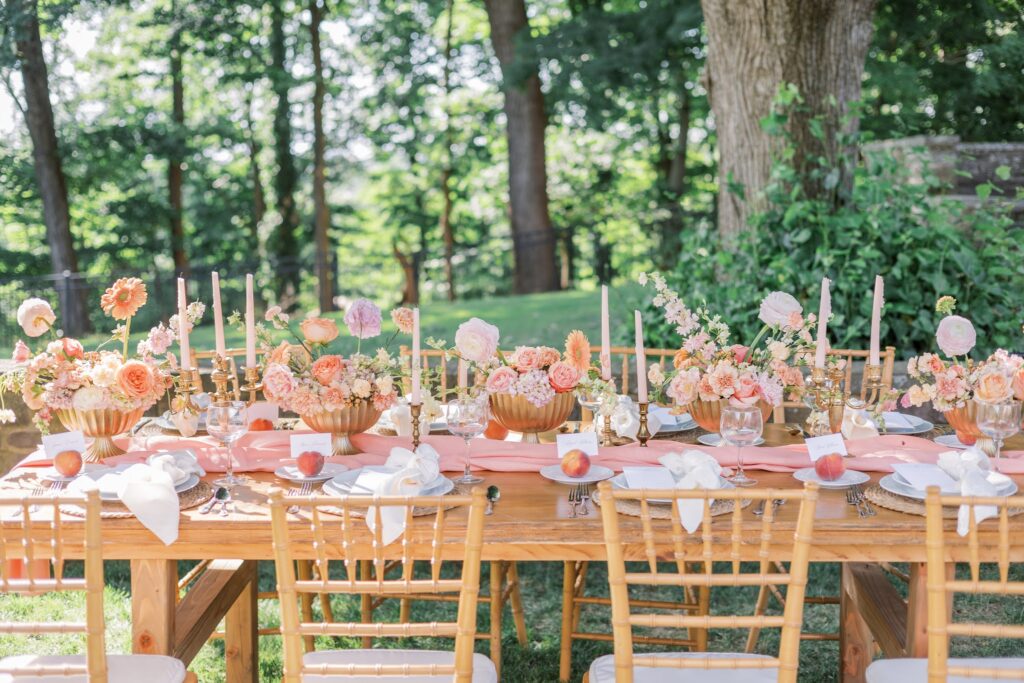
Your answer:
[168,0,189,276]
[12,0,91,334]
[701,0,876,238]
[308,0,334,312]
[484,0,560,294]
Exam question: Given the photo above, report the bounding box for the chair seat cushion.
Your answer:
[0,654,186,683]
[588,652,780,682]
[301,649,497,682]
[867,657,1024,683]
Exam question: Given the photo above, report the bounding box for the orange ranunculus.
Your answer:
[311,355,344,386]
[116,360,155,399]
[564,330,591,374]
[300,317,339,344]
[100,278,148,320]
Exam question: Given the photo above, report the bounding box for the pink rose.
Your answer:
[311,355,344,386]
[301,317,340,344]
[936,315,976,358]
[17,298,56,338]
[455,318,499,363]
[512,346,543,372]
[262,363,297,400]
[667,367,700,405]
[116,360,155,399]
[486,366,519,394]
[12,340,30,363]
[390,307,415,334]
[343,299,382,339]
[547,361,580,393]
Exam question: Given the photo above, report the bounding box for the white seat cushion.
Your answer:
[589,652,780,682]
[301,649,497,682]
[867,657,1024,683]
[0,654,186,682]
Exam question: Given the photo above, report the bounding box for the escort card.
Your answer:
[247,401,279,426]
[892,463,959,493]
[42,430,86,459]
[622,466,675,490]
[805,433,848,462]
[556,431,599,458]
[290,432,332,459]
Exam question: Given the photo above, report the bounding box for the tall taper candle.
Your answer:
[814,277,831,368]
[869,275,883,366]
[411,308,421,405]
[634,310,648,403]
[600,285,611,380]
[245,274,256,368]
[177,277,191,371]
[211,271,226,357]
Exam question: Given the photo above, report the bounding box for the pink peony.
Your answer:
[512,346,543,372]
[667,367,700,405]
[17,298,56,338]
[936,315,976,358]
[390,307,415,334]
[262,363,297,400]
[343,299,382,339]
[486,366,519,394]
[12,340,30,363]
[455,318,500,363]
[547,361,580,393]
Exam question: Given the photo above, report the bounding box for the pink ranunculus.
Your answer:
[12,340,30,363]
[667,367,701,405]
[758,291,802,327]
[511,346,543,372]
[455,318,500,363]
[547,361,580,393]
[262,363,297,400]
[390,307,415,334]
[17,298,56,338]
[343,299,382,339]
[301,317,340,344]
[485,366,519,395]
[730,344,749,363]
[936,315,976,358]
[311,355,344,386]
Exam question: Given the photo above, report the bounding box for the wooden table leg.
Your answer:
[224,560,258,683]
[132,559,178,655]
[840,563,875,683]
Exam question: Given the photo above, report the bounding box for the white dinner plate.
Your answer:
[882,414,933,435]
[609,472,733,504]
[275,462,349,483]
[933,434,971,450]
[879,473,1018,501]
[792,467,869,489]
[36,463,110,483]
[698,434,765,447]
[539,464,615,485]
[322,467,454,498]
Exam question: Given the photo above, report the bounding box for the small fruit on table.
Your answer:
[561,448,591,478]
[296,451,325,477]
[54,449,84,478]
[814,453,846,481]
[249,418,275,431]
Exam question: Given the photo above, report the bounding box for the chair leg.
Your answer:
[359,560,373,648]
[489,561,507,679]
[295,560,316,653]
[559,560,578,683]
[505,561,528,645]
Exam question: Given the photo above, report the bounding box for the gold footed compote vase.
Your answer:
[303,401,382,456]
[944,403,996,456]
[56,408,146,462]
[490,392,575,444]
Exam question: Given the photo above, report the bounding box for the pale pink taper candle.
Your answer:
[600,285,611,381]
[211,271,226,357]
[458,358,467,390]
[177,277,191,371]
[634,310,648,403]
[245,274,256,368]
[869,275,883,366]
[411,308,421,405]
[814,277,831,369]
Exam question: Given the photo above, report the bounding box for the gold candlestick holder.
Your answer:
[637,402,651,447]
[240,365,262,406]
[410,402,422,450]
[210,354,234,404]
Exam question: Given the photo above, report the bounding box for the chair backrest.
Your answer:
[0,490,106,680]
[924,488,1024,681]
[596,482,819,683]
[773,346,896,423]
[269,488,488,682]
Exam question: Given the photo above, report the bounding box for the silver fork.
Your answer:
[287,480,313,514]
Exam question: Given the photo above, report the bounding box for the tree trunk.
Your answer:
[439,0,456,301]
[168,0,189,276]
[12,0,91,334]
[701,0,876,238]
[268,0,301,300]
[484,0,559,294]
[308,0,334,312]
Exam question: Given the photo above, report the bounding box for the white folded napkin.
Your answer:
[147,449,205,486]
[841,409,879,440]
[68,463,181,545]
[934,448,1011,536]
[658,450,723,533]
[358,445,443,545]
[610,396,662,440]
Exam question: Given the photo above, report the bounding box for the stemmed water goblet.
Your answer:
[207,401,248,487]
[447,396,489,485]
[721,404,763,487]
[975,397,1022,473]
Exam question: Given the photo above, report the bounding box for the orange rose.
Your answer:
[300,317,339,344]
[311,355,344,386]
[975,369,1012,403]
[116,360,155,399]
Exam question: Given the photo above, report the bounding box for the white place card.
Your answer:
[882,412,915,429]
[805,433,848,462]
[892,463,959,493]
[622,466,676,490]
[42,431,86,459]
[247,402,279,425]
[556,431,599,458]
[290,433,332,459]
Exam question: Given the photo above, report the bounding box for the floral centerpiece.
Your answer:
[256,298,404,455]
[639,272,815,432]
[0,278,179,461]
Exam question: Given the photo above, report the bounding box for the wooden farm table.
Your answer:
[4,423,1024,683]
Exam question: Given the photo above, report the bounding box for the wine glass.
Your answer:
[975,398,1021,473]
[447,396,489,485]
[721,404,763,487]
[207,401,248,487]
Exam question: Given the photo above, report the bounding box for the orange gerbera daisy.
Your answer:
[100,277,148,320]
[564,330,591,373]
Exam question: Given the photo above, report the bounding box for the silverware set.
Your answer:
[568,483,591,518]
[846,485,876,517]
[287,481,314,514]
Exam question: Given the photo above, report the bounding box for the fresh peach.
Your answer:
[249,418,275,432]
[54,449,83,478]
[560,448,591,478]
[296,451,325,477]
[814,453,846,481]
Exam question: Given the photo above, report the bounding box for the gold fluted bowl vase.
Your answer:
[687,398,774,434]
[302,401,382,456]
[490,391,576,444]
[56,407,146,463]
[943,404,995,456]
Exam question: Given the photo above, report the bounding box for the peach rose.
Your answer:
[975,369,1012,402]
[301,317,339,344]
[548,361,580,393]
[486,366,519,394]
[311,355,344,386]
[512,346,543,372]
[116,360,155,399]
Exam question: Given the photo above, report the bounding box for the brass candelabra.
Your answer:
[240,366,263,406]
[410,403,422,450]
[636,402,651,447]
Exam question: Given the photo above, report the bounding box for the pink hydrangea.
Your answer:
[344,298,382,339]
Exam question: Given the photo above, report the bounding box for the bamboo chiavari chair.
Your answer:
[0,491,195,682]
[865,488,1024,682]
[583,481,820,683]
[268,487,496,682]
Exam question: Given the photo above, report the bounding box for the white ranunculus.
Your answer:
[758,291,802,327]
